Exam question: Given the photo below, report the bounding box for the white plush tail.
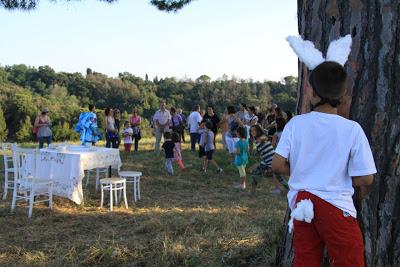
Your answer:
[326,34,352,66]
[288,199,314,233]
[286,36,325,70]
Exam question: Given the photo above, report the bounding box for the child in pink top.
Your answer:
[172,132,185,173]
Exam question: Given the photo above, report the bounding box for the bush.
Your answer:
[15,116,33,142]
[0,107,8,142]
[52,122,79,142]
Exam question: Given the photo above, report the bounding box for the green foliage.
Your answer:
[15,116,32,142]
[0,64,297,142]
[52,122,79,142]
[0,107,8,142]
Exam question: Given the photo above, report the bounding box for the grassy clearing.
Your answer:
[0,136,287,266]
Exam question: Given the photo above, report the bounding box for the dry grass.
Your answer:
[0,137,287,267]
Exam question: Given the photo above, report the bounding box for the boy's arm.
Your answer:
[271,154,290,176]
[352,175,374,186]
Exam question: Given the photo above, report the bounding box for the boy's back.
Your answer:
[276,111,376,217]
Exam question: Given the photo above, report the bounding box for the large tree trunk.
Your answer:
[275,0,400,266]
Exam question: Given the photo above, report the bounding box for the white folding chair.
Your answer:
[85,168,108,190]
[2,143,15,201]
[118,171,142,202]
[100,177,128,211]
[11,145,53,218]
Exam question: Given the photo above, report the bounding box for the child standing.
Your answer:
[272,58,376,265]
[162,132,175,175]
[198,120,207,171]
[122,121,133,152]
[172,132,185,173]
[249,125,289,194]
[203,121,223,173]
[234,126,249,190]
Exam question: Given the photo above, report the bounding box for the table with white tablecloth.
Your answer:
[30,146,121,204]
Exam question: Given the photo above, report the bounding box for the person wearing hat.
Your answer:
[34,107,52,149]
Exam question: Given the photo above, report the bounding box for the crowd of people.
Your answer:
[33,99,292,195]
[149,99,292,195]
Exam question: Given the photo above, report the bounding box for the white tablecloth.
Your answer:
[29,146,121,204]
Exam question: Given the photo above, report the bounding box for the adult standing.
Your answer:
[130,108,142,152]
[177,108,186,143]
[105,108,118,148]
[170,107,184,140]
[34,107,52,149]
[202,106,220,145]
[237,103,249,124]
[75,104,101,145]
[113,109,121,148]
[188,105,203,151]
[153,100,171,152]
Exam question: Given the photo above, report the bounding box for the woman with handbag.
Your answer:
[130,108,142,152]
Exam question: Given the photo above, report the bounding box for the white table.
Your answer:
[31,146,121,204]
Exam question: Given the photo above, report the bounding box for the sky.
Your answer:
[0,0,299,81]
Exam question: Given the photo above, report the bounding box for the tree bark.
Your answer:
[276,1,400,266]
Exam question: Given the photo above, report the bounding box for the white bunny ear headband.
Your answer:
[286,34,352,70]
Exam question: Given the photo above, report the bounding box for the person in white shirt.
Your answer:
[188,105,203,151]
[153,100,171,152]
[272,61,376,267]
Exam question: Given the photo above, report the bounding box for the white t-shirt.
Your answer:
[188,111,203,133]
[123,128,133,144]
[275,111,376,218]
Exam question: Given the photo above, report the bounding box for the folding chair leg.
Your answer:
[10,181,18,212]
[95,169,100,191]
[48,184,53,209]
[109,184,113,211]
[28,189,35,219]
[100,184,104,208]
[134,177,137,202]
[85,171,90,187]
[138,177,141,200]
[123,182,128,209]
[2,171,8,201]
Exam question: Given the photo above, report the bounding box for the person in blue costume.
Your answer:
[75,104,101,145]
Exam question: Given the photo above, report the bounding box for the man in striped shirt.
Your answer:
[249,125,289,194]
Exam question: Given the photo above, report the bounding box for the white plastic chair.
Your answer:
[100,177,128,211]
[119,171,142,202]
[2,143,15,201]
[11,145,53,218]
[85,168,108,190]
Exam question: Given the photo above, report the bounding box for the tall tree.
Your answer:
[276,1,400,266]
[0,0,194,12]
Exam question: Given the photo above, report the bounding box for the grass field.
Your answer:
[0,137,287,267]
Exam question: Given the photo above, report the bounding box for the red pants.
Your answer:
[293,191,364,267]
[124,144,132,152]
[176,159,185,172]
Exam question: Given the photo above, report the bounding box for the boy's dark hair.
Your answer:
[251,125,264,138]
[249,106,256,114]
[164,131,172,139]
[88,104,95,111]
[170,107,176,113]
[227,106,236,114]
[285,111,293,121]
[240,103,247,109]
[205,121,213,130]
[237,126,247,139]
[105,107,111,116]
[193,105,200,112]
[124,120,130,127]
[172,132,180,142]
[276,117,286,132]
[310,61,347,107]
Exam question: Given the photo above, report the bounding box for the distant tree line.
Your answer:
[0,64,296,142]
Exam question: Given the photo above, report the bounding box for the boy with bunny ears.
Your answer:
[272,35,376,267]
